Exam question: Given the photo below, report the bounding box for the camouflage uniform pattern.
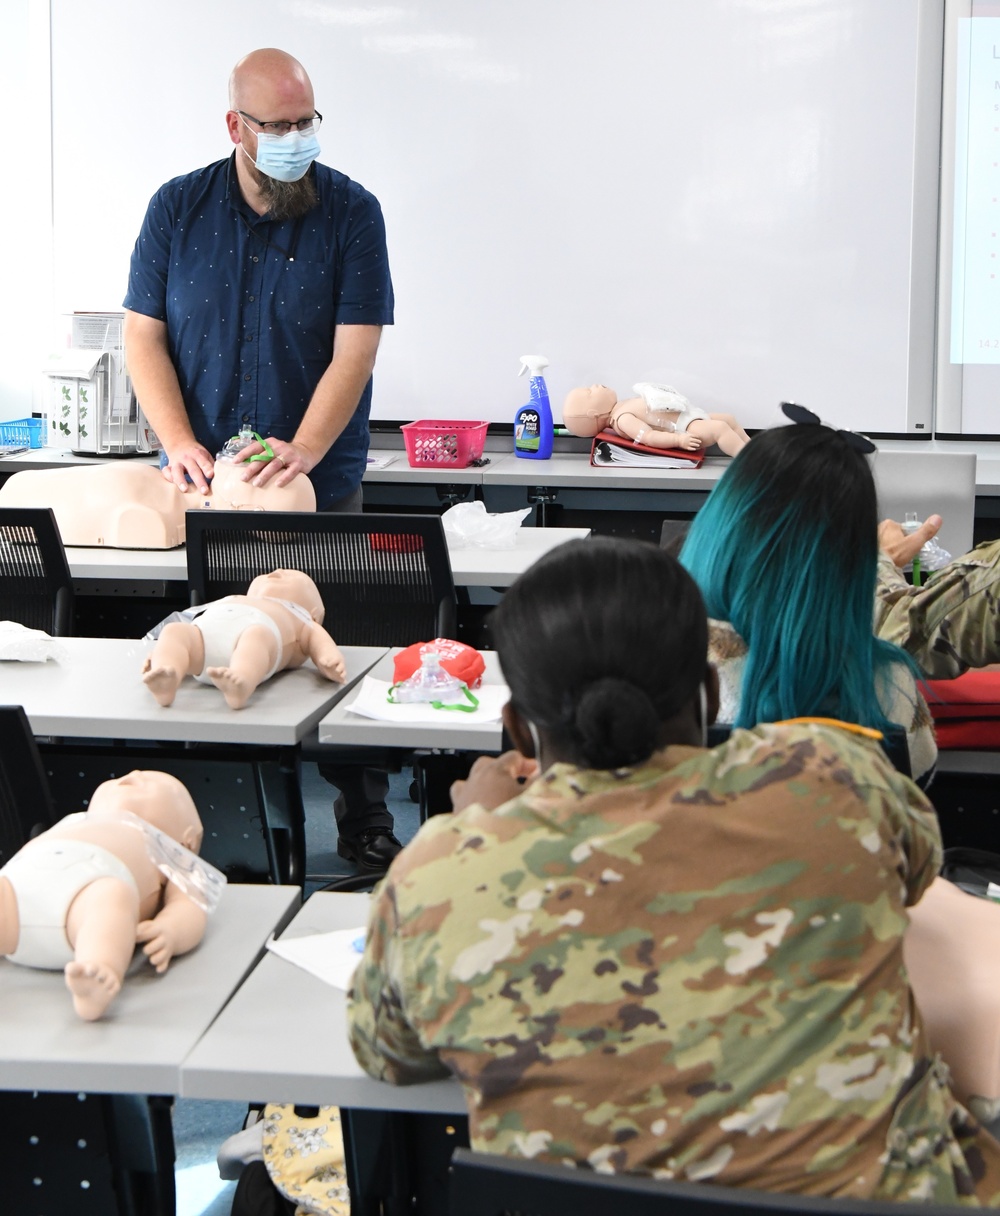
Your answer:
[875,541,1000,680]
[707,619,937,782]
[348,723,1000,1204]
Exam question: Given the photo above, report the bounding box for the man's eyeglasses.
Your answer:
[780,402,876,454]
[238,110,322,137]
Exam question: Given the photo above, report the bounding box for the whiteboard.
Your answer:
[50,0,943,432]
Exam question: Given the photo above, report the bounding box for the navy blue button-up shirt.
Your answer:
[124,154,394,506]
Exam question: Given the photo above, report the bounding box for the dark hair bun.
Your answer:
[573,678,661,769]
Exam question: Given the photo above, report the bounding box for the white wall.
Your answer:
[24,1,947,434]
[0,0,53,422]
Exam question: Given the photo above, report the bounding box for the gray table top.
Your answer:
[5,638,386,745]
[181,890,465,1111]
[0,884,300,1096]
[317,650,508,752]
[480,450,731,490]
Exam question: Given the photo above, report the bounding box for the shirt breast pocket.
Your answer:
[270,259,337,344]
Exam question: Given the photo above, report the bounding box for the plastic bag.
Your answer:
[0,620,68,663]
[121,809,227,914]
[442,500,530,549]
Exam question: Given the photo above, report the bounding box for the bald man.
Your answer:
[122,48,399,870]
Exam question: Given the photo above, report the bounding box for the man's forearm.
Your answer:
[123,311,197,449]
[292,324,382,464]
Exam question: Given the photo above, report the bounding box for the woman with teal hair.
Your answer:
[679,416,936,780]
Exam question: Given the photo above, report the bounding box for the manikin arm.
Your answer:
[123,311,216,494]
[877,515,943,568]
[613,409,701,451]
[301,621,348,683]
[240,324,383,490]
[135,881,208,973]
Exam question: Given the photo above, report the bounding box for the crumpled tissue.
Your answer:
[442,500,531,549]
[0,620,68,663]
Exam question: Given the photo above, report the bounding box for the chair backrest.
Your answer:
[0,705,56,867]
[0,506,74,635]
[448,1147,971,1216]
[185,511,457,646]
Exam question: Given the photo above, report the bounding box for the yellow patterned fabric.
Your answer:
[261,1104,349,1216]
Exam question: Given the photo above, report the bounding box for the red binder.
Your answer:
[589,430,706,468]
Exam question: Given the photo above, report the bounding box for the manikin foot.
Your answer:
[143,664,183,707]
[207,667,253,710]
[65,960,122,1021]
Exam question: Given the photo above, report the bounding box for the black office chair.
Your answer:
[0,706,176,1216]
[0,704,55,863]
[448,1147,974,1216]
[185,510,457,643]
[0,506,74,635]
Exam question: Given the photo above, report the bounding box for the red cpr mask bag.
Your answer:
[392,639,486,689]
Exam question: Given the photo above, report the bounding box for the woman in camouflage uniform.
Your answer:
[349,537,1000,1203]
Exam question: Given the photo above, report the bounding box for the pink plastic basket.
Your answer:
[401,419,488,468]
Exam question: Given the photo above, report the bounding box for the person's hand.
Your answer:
[878,514,943,568]
[237,437,318,489]
[160,442,216,494]
[136,920,178,973]
[450,751,540,813]
[678,433,702,451]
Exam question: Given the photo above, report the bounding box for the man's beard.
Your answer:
[255,167,318,221]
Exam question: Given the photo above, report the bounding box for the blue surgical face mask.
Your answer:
[241,118,320,183]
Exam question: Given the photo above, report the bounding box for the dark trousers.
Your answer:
[321,479,392,838]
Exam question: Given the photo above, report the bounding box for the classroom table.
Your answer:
[0,884,300,1095]
[316,650,507,753]
[4,637,385,746]
[181,890,464,1112]
[63,524,591,591]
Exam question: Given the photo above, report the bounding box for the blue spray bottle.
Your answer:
[513,354,554,460]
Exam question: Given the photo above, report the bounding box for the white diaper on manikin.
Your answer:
[2,836,140,970]
[193,601,284,683]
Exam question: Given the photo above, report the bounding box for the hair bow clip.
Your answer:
[780,402,876,454]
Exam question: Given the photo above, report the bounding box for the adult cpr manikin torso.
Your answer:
[0,461,316,548]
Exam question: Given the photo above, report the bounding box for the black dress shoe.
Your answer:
[337,827,403,871]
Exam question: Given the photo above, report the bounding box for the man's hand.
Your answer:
[237,438,317,489]
[160,442,216,495]
[450,751,540,814]
[878,514,943,569]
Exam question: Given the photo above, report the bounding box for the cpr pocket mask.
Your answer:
[392,638,485,688]
[217,427,274,464]
[120,810,226,914]
[388,643,481,712]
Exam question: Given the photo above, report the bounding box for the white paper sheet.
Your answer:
[265,926,368,990]
[345,675,509,723]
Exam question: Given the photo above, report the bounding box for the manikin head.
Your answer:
[247,568,326,623]
[207,460,317,512]
[86,770,203,853]
[226,48,319,219]
[562,385,619,438]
